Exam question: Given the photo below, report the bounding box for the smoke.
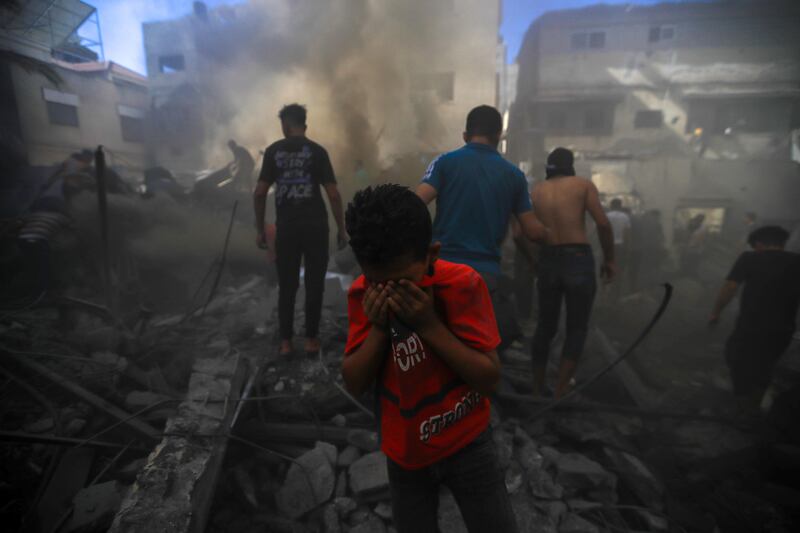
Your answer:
[190,0,453,190]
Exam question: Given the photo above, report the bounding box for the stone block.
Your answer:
[276,447,336,518]
[348,451,389,496]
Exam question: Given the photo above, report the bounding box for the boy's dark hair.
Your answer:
[465,105,503,139]
[610,198,622,209]
[748,225,789,248]
[278,103,307,128]
[346,184,432,266]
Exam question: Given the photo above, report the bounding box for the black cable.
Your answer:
[528,282,673,420]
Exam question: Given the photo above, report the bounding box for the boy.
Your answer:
[341,185,518,532]
[710,225,800,413]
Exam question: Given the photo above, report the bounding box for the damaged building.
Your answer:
[142,0,501,185]
[0,1,149,175]
[1,1,799,533]
[507,0,800,245]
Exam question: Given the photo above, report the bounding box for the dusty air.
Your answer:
[1,0,799,532]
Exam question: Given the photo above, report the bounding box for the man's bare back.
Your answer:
[532,175,616,277]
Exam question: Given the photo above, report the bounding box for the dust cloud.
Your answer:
[194,0,450,185]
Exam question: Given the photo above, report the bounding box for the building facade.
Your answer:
[0,1,149,174]
[507,0,800,241]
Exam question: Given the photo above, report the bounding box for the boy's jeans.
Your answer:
[387,430,518,533]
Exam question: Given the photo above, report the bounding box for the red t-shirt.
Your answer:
[344,260,500,469]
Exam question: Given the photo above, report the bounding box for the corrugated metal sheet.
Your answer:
[0,1,94,52]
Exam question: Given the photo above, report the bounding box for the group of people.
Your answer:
[251,103,799,532]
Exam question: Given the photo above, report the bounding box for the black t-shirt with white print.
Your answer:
[258,136,336,227]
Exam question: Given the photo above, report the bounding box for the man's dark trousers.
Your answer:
[275,223,329,340]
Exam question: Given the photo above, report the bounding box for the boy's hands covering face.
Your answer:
[363,284,389,330]
[386,280,438,331]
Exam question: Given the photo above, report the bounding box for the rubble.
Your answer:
[66,481,124,532]
[348,451,390,497]
[276,443,337,518]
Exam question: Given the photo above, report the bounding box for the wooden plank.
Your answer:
[7,351,160,440]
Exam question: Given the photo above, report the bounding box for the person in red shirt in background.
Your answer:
[342,185,518,533]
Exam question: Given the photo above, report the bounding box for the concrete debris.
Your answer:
[348,511,387,533]
[515,440,544,472]
[23,417,55,433]
[322,504,341,533]
[276,444,337,518]
[559,513,600,533]
[529,465,565,500]
[635,508,669,531]
[66,481,124,533]
[603,448,664,511]
[337,445,362,467]
[334,471,347,498]
[348,451,389,497]
[555,453,618,496]
[333,496,358,517]
[374,501,392,520]
[505,466,524,494]
[124,390,171,411]
[347,429,379,452]
[316,441,338,466]
[511,494,557,533]
[64,418,87,436]
[534,500,568,525]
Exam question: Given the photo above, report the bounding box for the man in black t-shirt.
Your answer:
[253,104,346,356]
[710,226,800,412]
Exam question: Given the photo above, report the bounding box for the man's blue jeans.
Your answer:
[386,430,518,533]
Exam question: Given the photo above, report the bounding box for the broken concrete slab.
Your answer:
[333,496,358,517]
[9,352,160,440]
[559,513,599,533]
[505,466,524,495]
[603,448,664,511]
[337,444,362,467]
[347,428,379,452]
[348,511,386,533]
[511,493,556,533]
[316,441,338,466]
[322,503,341,533]
[108,349,244,533]
[348,451,389,497]
[276,445,336,518]
[374,501,392,520]
[515,440,544,472]
[528,466,565,500]
[555,453,617,495]
[66,481,123,532]
[534,500,567,525]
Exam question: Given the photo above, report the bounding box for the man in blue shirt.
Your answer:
[416,105,548,348]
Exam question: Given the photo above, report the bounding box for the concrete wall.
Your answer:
[10,64,149,174]
[510,1,800,166]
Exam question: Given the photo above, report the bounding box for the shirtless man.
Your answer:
[530,147,616,398]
